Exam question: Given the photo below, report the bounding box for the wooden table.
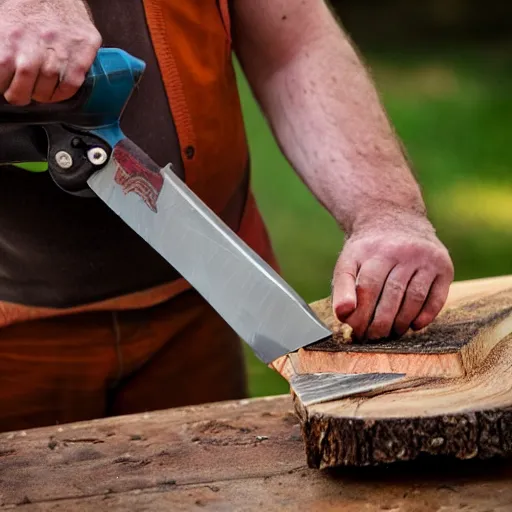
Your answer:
[1,395,511,511]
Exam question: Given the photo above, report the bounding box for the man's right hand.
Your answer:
[0,0,101,106]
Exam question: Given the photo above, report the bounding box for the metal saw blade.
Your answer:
[290,372,407,406]
[87,149,332,365]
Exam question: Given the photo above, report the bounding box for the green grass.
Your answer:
[235,43,512,397]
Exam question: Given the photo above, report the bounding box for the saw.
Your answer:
[0,48,405,404]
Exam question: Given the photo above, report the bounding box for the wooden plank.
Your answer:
[1,395,512,511]
[271,275,512,468]
[9,460,512,511]
[0,396,303,507]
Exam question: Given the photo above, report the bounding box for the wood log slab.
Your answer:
[2,395,512,511]
[271,275,512,469]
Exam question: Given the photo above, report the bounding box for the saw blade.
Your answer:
[289,372,406,406]
[86,139,332,364]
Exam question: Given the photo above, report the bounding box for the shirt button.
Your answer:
[184,146,195,160]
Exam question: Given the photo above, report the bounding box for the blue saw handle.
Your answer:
[0,47,146,149]
[0,48,147,195]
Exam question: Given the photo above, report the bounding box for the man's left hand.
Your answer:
[332,219,454,341]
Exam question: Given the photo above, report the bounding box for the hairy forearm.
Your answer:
[234,1,429,236]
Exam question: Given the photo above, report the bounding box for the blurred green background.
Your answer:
[238,1,512,397]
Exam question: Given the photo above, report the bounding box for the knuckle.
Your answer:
[0,52,14,68]
[41,64,60,79]
[17,67,32,78]
[426,247,454,273]
[69,33,87,45]
[65,78,84,91]
[407,240,425,253]
[335,256,356,274]
[16,60,38,76]
[429,253,446,269]
[74,64,89,76]
[357,273,381,291]
[71,29,102,50]
[69,58,91,76]
[41,70,60,82]
[61,72,85,90]
[41,29,58,44]
[9,27,25,41]
[408,284,429,303]
[88,31,103,48]
[386,277,407,295]
[48,44,69,61]
[40,62,61,78]
[443,258,455,279]
[390,239,424,259]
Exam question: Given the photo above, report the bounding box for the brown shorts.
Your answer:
[0,289,248,433]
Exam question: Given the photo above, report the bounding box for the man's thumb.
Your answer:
[331,255,358,321]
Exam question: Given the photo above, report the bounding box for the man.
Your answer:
[0,0,453,432]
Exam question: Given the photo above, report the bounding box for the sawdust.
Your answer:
[310,296,353,344]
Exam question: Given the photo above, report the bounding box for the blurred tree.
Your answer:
[329,0,512,47]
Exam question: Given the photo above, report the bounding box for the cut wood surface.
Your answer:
[304,276,512,378]
[2,395,512,511]
[271,275,512,468]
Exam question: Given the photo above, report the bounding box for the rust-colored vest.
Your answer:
[144,0,243,214]
[0,0,277,327]
[141,0,276,267]
[143,0,275,265]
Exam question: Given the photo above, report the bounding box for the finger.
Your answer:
[344,258,395,340]
[332,256,359,322]
[412,274,452,331]
[51,36,101,103]
[366,265,415,340]
[4,51,44,106]
[50,60,83,102]
[32,49,63,103]
[0,50,15,94]
[392,270,436,336]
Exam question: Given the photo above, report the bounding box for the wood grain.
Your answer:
[271,275,512,468]
[2,395,512,511]
[302,281,512,378]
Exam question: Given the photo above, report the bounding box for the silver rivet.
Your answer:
[87,147,108,166]
[55,151,73,169]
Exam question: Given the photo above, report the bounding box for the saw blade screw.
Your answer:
[87,147,108,166]
[55,151,73,169]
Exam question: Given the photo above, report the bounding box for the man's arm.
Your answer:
[0,0,101,106]
[232,0,454,340]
